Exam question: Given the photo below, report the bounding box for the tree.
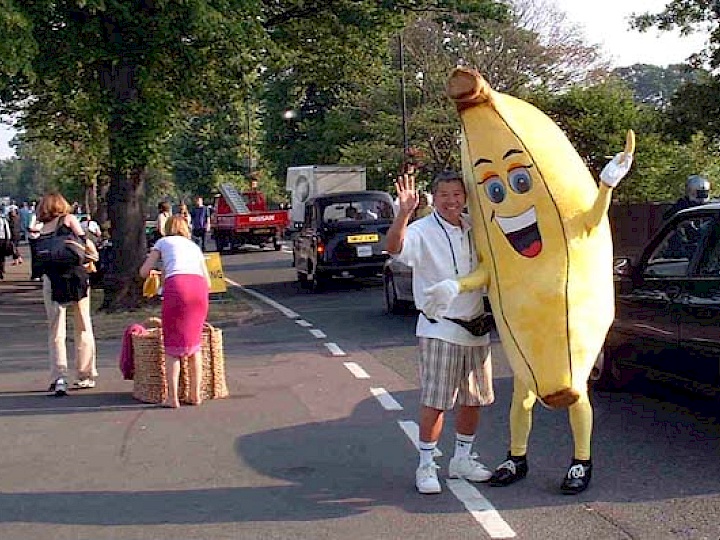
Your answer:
[612,63,707,108]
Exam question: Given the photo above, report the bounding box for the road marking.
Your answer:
[343,362,370,379]
[446,479,516,539]
[225,278,299,318]
[397,420,442,457]
[309,329,326,338]
[0,404,158,414]
[325,342,346,356]
[295,319,312,327]
[370,387,403,410]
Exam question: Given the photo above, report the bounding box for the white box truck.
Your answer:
[286,165,367,228]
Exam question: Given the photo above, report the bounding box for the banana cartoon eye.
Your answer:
[508,167,532,194]
[484,178,506,203]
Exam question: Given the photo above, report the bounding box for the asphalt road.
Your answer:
[220,242,720,540]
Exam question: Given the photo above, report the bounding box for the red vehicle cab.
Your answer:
[212,183,289,253]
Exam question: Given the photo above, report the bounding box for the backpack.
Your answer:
[34,217,89,268]
[0,217,10,257]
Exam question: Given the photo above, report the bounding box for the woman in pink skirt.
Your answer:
[140,215,211,408]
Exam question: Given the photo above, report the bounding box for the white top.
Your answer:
[393,211,489,346]
[152,236,207,279]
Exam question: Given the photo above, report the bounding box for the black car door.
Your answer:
[614,214,714,376]
[678,215,720,387]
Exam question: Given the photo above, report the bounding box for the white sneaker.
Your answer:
[74,378,96,389]
[53,377,68,397]
[416,462,441,494]
[449,454,493,482]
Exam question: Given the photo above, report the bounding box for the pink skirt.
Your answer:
[161,274,209,358]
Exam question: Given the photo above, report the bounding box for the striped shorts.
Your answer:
[418,337,494,410]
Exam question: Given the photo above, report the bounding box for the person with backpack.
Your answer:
[35,193,99,396]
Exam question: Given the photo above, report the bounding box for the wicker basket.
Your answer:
[132,319,229,404]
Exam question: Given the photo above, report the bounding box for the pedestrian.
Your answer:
[36,193,99,396]
[386,168,494,495]
[139,215,211,408]
[663,175,712,221]
[190,196,211,251]
[177,203,192,230]
[154,201,172,243]
[0,212,22,279]
[19,201,31,241]
[27,211,43,281]
[412,192,433,221]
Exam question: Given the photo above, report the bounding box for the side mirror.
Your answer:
[613,256,633,276]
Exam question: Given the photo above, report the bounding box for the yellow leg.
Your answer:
[568,391,593,460]
[509,377,537,456]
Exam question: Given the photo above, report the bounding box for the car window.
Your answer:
[696,222,720,276]
[321,199,393,224]
[644,216,713,277]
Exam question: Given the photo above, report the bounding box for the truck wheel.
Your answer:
[273,237,282,251]
[215,235,226,253]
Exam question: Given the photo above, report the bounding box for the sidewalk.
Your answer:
[0,249,420,540]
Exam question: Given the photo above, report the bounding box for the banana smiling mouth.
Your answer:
[494,206,543,258]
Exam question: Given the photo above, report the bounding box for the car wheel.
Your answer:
[384,272,403,314]
[590,345,638,391]
[297,271,309,288]
[310,271,327,292]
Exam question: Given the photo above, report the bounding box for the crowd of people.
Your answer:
[1,193,214,404]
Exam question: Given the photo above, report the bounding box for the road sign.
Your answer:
[205,252,227,294]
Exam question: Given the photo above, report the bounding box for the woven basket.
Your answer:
[132,319,229,404]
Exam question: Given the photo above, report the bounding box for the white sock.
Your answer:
[454,433,474,458]
[419,441,437,467]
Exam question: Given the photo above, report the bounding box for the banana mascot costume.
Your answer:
[424,67,634,494]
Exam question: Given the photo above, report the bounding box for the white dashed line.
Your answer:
[446,480,516,538]
[343,362,370,379]
[225,278,512,538]
[324,342,346,356]
[370,387,403,410]
[225,278,299,318]
[397,420,442,457]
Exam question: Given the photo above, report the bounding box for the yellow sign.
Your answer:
[347,233,379,244]
[205,252,227,294]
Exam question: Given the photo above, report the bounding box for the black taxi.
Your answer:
[595,203,720,394]
[292,190,395,290]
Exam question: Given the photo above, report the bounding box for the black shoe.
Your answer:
[560,459,592,495]
[489,453,528,487]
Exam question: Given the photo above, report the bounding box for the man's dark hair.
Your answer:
[431,169,465,195]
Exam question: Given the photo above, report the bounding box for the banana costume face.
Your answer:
[448,67,625,408]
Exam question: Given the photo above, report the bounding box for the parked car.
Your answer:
[293,190,395,290]
[383,258,415,313]
[594,203,720,394]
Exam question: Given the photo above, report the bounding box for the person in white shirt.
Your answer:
[387,168,494,495]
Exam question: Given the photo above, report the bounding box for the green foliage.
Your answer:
[664,78,720,142]
[612,63,708,108]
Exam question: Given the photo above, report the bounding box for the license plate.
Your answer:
[251,228,273,235]
[357,245,373,257]
[347,233,379,244]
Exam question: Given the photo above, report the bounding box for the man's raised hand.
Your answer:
[394,168,420,218]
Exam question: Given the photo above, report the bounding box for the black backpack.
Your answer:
[35,217,88,267]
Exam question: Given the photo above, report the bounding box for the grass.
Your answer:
[84,288,254,340]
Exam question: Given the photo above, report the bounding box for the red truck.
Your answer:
[212,183,289,253]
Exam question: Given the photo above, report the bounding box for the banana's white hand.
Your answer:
[422,279,460,319]
[600,152,633,188]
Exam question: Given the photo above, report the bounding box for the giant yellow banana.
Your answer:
[448,67,628,408]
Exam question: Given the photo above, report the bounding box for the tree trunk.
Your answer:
[101,165,147,311]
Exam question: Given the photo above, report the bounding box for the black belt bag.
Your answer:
[424,312,495,337]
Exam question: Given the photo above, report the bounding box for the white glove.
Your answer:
[422,279,460,320]
[600,152,633,188]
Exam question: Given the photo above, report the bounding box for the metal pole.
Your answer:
[398,33,409,157]
[246,96,252,177]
